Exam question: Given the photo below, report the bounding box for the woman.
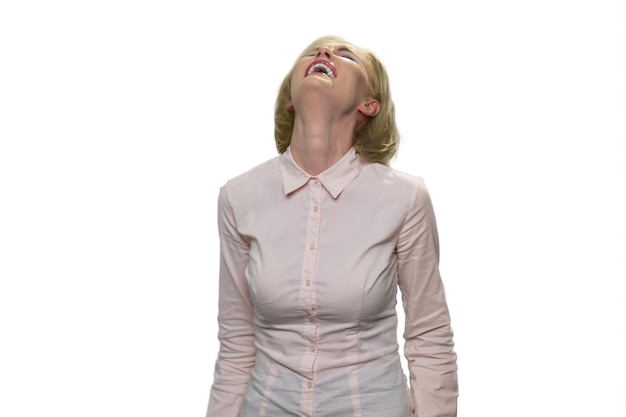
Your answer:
[207,35,458,417]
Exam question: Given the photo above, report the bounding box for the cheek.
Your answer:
[292,60,310,80]
[290,63,308,92]
[351,72,370,99]
[360,68,372,90]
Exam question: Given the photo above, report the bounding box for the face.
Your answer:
[289,42,373,114]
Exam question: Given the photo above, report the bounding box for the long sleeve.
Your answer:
[397,178,458,417]
[206,185,256,417]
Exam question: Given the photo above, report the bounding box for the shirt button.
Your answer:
[309,346,316,352]
[310,243,315,250]
[307,381,313,389]
[313,178,319,184]
[305,279,311,286]
[308,314,316,321]
[313,205,319,212]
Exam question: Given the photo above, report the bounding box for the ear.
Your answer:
[287,100,294,112]
[357,98,380,118]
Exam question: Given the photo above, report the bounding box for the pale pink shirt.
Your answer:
[207,148,458,417]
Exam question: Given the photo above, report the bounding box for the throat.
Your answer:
[289,122,356,176]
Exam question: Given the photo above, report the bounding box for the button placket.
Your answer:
[298,178,322,415]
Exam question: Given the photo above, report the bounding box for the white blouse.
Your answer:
[207,147,458,417]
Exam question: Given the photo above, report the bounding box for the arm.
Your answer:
[206,185,256,417]
[397,178,458,417]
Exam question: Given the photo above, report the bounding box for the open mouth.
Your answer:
[305,60,337,78]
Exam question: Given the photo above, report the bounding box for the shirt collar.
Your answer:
[279,147,365,199]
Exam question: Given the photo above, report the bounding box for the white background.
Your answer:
[1,1,625,416]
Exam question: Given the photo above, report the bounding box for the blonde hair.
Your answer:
[274,36,400,166]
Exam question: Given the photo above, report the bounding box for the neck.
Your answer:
[289,104,358,176]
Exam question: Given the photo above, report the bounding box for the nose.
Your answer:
[316,46,332,60]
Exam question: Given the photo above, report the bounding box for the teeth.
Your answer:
[307,63,336,78]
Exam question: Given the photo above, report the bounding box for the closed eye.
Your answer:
[337,47,358,62]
